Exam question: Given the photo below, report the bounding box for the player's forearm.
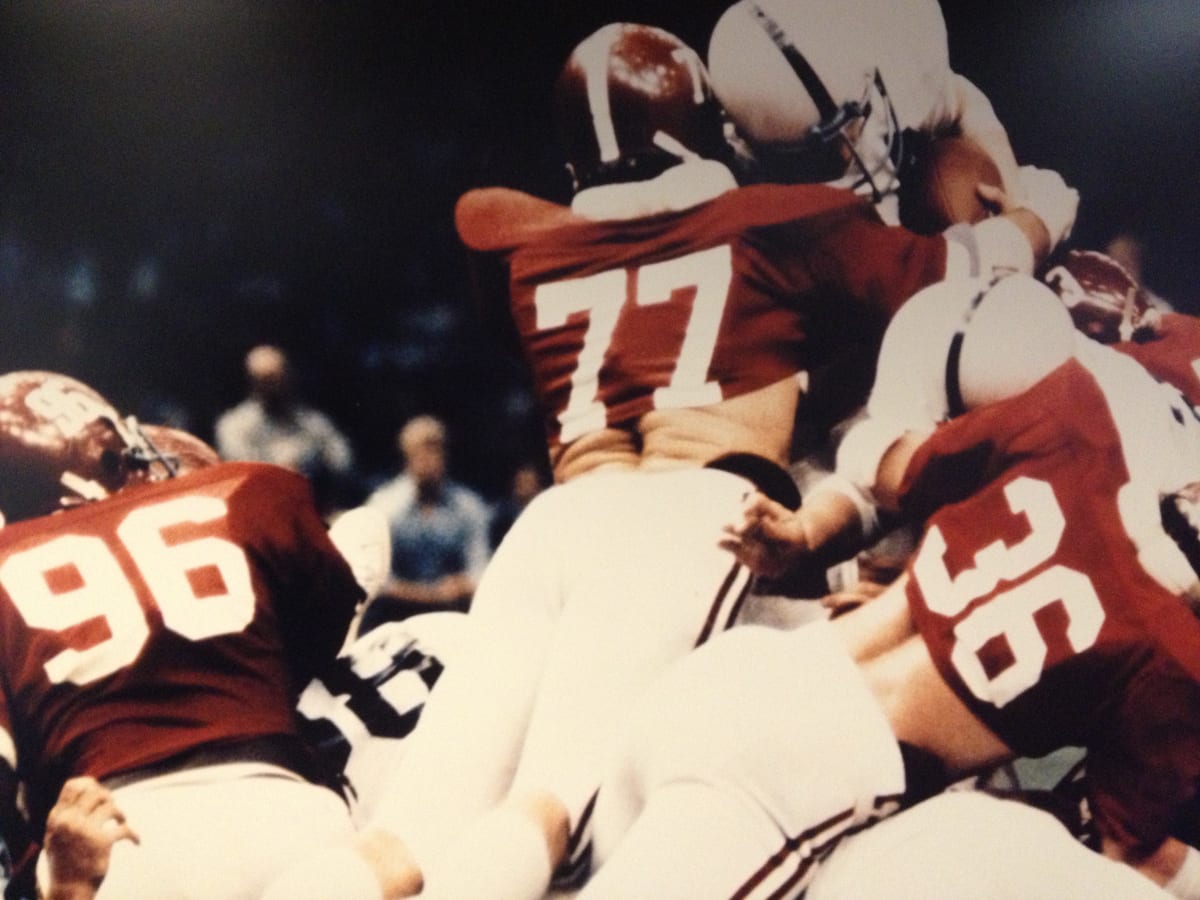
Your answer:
[797,482,871,566]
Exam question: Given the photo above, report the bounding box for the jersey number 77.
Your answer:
[534,245,733,442]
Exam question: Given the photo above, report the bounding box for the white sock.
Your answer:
[421,807,552,900]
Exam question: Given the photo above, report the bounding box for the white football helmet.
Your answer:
[707,0,950,201]
[872,273,1077,425]
[835,274,1077,499]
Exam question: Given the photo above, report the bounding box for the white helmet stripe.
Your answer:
[579,26,620,163]
[0,725,14,770]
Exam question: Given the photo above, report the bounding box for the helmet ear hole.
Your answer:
[553,23,732,192]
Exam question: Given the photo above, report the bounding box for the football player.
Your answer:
[1045,247,1200,405]
[575,275,1200,898]
[707,0,986,191]
[0,371,366,900]
[705,0,1067,236]
[262,23,1078,900]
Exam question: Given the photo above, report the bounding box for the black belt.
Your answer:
[101,734,320,792]
[705,452,802,510]
[897,741,950,806]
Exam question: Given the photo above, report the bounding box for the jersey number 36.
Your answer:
[913,476,1106,708]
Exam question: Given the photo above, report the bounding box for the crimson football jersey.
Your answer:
[457,184,948,448]
[1114,312,1200,406]
[0,462,362,828]
[897,359,1200,851]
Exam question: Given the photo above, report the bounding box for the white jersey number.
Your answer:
[0,496,255,685]
[534,245,732,442]
[912,476,1105,707]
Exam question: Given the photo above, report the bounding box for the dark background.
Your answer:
[1,0,1197,497]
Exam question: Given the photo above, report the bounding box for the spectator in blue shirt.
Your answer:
[358,414,491,633]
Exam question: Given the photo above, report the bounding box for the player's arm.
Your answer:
[721,432,925,578]
[721,486,856,578]
[940,74,1022,198]
[817,179,1076,322]
[943,166,1076,282]
[38,777,139,900]
[924,72,1077,261]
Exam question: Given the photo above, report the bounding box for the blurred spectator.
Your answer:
[214,344,356,515]
[358,414,491,633]
[489,458,548,551]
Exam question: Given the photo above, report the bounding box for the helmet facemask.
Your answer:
[747,67,902,200]
[734,1,903,199]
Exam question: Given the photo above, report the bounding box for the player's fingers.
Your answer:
[821,592,866,618]
[92,797,130,826]
[105,820,141,847]
[975,182,1003,215]
[757,516,806,548]
[719,537,770,573]
[744,491,788,518]
[55,775,99,807]
[976,181,1010,213]
[78,783,119,817]
[717,535,751,562]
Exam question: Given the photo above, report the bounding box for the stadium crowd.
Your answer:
[0,1,1198,899]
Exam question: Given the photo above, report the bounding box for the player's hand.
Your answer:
[720,492,811,578]
[975,181,1010,215]
[42,776,139,900]
[1014,165,1079,248]
[821,579,889,618]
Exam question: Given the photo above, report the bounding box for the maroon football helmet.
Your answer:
[553,23,733,191]
[0,371,173,524]
[1043,249,1160,344]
